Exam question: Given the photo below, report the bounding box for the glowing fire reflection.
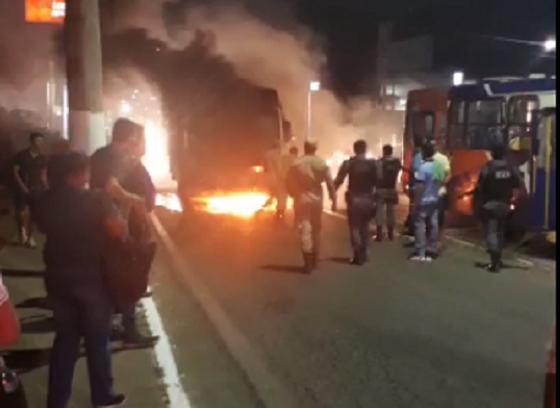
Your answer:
[192,192,273,218]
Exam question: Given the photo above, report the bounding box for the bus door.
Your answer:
[529,109,556,233]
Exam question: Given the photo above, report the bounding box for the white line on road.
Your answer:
[142,290,192,407]
[151,214,297,408]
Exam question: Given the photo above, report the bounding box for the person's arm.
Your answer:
[97,193,128,241]
[106,176,146,211]
[333,160,349,191]
[325,167,337,211]
[413,165,427,208]
[12,159,29,195]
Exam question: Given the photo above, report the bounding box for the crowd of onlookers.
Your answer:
[0,118,158,408]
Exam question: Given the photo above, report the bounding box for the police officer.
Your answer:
[375,144,402,242]
[475,143,525,272]
[334,140,377,265]
[287,140,336,273]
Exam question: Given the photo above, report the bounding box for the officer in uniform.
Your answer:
[375,144,402,242]
[334,140,377,265]
[475,143,525,272]
[287,140,336,273]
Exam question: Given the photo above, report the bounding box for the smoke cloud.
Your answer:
[101,0,369,156]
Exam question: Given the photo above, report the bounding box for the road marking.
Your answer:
[151,214,297,408]
[141,294,192,408]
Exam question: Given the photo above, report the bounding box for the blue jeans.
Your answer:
[47,282,115,408]
[415,204,439,257]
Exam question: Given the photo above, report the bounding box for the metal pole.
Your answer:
[307,90,312,141]
[64,0,106,154]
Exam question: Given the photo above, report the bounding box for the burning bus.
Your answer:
[168,86,292,214]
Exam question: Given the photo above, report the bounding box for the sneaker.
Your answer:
[24,237,37,249]
[486,263,501,273]
[95,394,126,408]
[408,253,432,262]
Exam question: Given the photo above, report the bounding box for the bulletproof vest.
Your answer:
[482,160,518,203]
[347,157,376,195]
[378,157,401,189]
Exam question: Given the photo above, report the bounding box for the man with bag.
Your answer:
[90,118,157,347]
[474,143,525,272]
[334,140,377,265]
[34,152,127,408]
[375,144,402,242]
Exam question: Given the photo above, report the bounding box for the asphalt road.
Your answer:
[151,208,555,408]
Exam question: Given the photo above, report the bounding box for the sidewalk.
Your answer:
[0,207,168,407]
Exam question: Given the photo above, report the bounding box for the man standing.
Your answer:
[90,118,155,347]
[432,142,451,233]
[34,152,127,408]
[409,142,441,262]
[375,144,402,242]
[265,144,299,220]
[474,143,524,272]
[288,140,336,273]
[12,133,48,248]
[334,140,377,265]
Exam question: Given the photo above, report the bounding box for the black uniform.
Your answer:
[376,156,402,239]
[475,159,523,270]
[334,156,377,264]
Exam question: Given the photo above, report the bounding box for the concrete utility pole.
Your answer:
[64,0,105,154]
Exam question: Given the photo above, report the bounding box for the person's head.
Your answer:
[382,144,393,157]
[29,132,45,153]
[353,140,367,156]
[421,141,435,160]
[48,152,90,190]
[111,118,143,155]
[289,146,298,157]
[304,140,318,155]
[490,143,507,160]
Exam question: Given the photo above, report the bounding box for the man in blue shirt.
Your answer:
[410,142,441,262]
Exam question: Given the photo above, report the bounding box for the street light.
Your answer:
[543,38,556,52]
[307,81,321,141]
[452,71,465,86]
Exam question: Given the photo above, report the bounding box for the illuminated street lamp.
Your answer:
[543,38,556,52]
[307,81,321,141]
[452,71,465,86]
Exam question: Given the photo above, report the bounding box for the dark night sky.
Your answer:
[292,0,556,95]
[0,0,557,97]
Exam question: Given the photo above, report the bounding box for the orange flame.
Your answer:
[192,191,273,218]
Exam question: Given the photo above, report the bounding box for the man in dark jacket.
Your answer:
[35,152,127,408]
[334,140,377,265]
[90,118,156,347]
[475,143,525,272]
[375,144,402,241]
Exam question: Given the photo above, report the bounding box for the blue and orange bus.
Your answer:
[403,77,556,236]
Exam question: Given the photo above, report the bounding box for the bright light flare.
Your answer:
[143,120,172,185]
[156,193,183,213]
[251,165,265,174]
[193,192,273,218]
[544,39,556,52]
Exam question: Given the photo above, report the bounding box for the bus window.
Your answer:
[408,111,434,146]
[449,100,466,149]
[465,99,504,149]
[508,96,540,151]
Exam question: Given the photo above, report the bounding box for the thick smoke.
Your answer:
[101,0,365,156]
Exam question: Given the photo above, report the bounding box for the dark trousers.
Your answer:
[485,216,506,259]
[347,195,374,257]
[47,283,115,408]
